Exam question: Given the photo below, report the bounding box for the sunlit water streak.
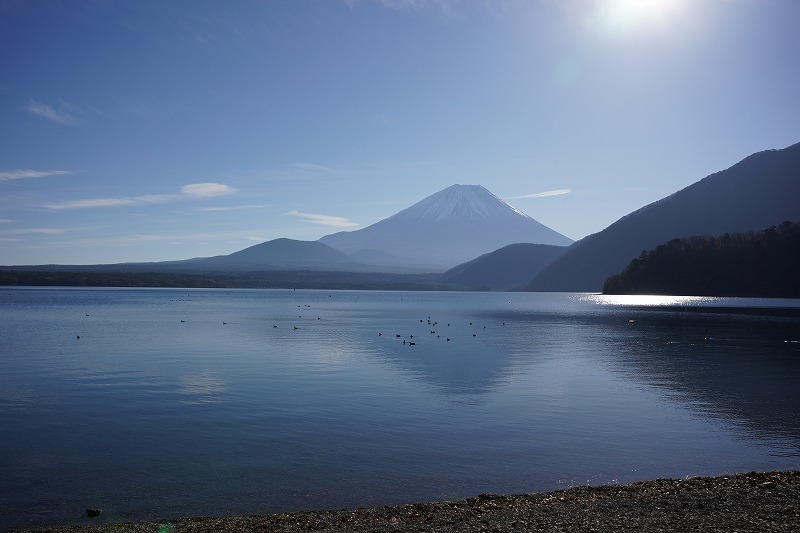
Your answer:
[1,287,798,529]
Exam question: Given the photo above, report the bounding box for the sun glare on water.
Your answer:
[582,294,718,307]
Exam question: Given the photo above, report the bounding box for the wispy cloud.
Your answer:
[286,162,338,174]
[44,182,237,210]
[180,183,236,198]
[25,99,78,124]
[344,0,455,13]
[77,231,250,246]
[509,188,572,199]
[45,197,145,210]
[199,204,269,212]
[285,210,359,228]
[0,169,74,182]
[256,162,354,183]
[277,162,343,181]
[0,227,66,235]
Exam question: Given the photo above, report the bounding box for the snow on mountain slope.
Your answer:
[320,184,573,271]
[395,184,531,222]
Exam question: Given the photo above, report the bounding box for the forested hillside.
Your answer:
[603,222,800,297]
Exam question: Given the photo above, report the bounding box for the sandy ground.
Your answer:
[8,470,799,533]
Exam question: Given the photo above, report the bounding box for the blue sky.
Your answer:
[1,0,798,265]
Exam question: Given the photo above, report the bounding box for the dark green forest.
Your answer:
[603,221,800,298]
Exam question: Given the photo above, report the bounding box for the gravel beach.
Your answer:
[8,470,799,533]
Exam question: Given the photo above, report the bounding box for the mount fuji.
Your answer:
[319,184,573,271]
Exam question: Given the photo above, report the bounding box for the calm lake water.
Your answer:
[1,287,799,529]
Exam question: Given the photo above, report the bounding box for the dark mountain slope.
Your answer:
[528,141,800,292]
[442,243,567,290]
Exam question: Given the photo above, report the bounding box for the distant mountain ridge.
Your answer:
[320,184,573,271]
[10,141,799,294]
[198,238,357,270]
[528,141,800,292]
[0,243,566,291]
[2,238,359,273]
[3,184,573,276]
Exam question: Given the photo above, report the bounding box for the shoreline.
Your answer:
[8,470,799,533]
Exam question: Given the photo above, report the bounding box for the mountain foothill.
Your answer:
[3,142,799,297]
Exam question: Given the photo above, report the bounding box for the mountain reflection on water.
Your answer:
[583,302,800,450]
[370,293,800,453]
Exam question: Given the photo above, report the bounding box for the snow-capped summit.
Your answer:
[319,184,573,271]
[392,184,530,223]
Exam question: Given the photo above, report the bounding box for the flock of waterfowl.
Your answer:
[375,315,499,346]
[75,294,509,347]
[282,298,502,348]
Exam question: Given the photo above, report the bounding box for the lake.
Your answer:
[1,287,799,530]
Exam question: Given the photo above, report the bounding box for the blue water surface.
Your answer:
[1,288,799,530]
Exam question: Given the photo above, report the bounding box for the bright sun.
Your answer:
[593,0,684,36]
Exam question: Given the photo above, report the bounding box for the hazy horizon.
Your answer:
[2,1,799,266]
